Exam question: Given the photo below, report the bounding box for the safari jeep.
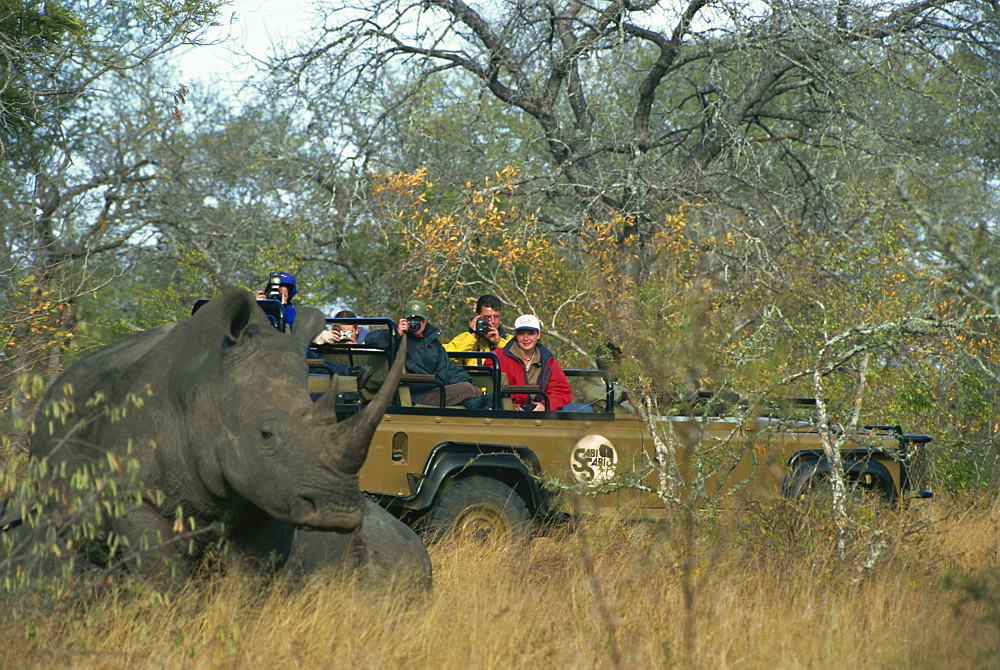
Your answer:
[309,318,933,543]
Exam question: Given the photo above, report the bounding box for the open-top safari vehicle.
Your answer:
[307,317,933,544]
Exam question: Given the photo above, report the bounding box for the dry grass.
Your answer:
[1,498,998,669]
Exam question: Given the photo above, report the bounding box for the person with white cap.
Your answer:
[491,314,594,413]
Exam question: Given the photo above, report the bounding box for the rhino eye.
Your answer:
[259,420,282,445]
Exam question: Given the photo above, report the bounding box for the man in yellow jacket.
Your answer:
[444,294,513,365]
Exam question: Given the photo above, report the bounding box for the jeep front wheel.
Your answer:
[423,476,531,546]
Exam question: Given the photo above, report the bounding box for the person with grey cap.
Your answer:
[490,314,594,413]
[364,298,487,408]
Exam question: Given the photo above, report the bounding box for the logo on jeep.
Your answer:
[571,434,618,484]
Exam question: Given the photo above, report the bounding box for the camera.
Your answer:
[265,271,283,301]
[338,330,353,341]
[405,317,421,331]
[520,402,536,411]
[474,316,491,336]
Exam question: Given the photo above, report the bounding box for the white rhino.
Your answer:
[3,287,430,588]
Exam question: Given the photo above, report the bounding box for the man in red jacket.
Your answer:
[492,314,593,413]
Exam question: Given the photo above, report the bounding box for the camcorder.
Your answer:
[405,317,422,331]
[520,402,536,411]
[474,316,492,336]
[265,272,283,301]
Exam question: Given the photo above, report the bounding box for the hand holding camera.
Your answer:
[399,316,421,335]
[471,314,500,343]
[265,271,284,302]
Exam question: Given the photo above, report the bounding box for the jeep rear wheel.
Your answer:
[423,476,531,546]
[791,463,890,507]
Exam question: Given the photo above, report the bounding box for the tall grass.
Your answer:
[1,498,997,668]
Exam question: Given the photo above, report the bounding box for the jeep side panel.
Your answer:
[361,409,649,517]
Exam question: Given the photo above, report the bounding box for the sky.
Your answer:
[173,0,315,88]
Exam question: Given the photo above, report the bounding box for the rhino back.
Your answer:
[29,321,178,461]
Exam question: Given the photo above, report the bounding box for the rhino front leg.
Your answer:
[286,524,361,577]
[111,504,214,581]
[228,514,295,571]
[288,501,431,589]
[354,501,432,590]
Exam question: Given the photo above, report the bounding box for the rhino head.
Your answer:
[174,288,405,532]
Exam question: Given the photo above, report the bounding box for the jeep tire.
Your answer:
[791,462,889,507]
[423,475,531,546]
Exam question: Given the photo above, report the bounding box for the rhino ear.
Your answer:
[292,307,326,351]
[215,286,256,342]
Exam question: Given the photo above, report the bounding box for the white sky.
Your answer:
[174,0,316,87]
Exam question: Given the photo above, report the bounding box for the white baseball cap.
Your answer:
[513,314,541,332]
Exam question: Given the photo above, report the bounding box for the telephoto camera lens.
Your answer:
[266,272,282,301]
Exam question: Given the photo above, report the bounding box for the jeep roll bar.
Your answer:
[315,317,449,408]
[447,351,503,410]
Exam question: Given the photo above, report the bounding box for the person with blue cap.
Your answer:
[257,271,372,385]
[256,271,298,329]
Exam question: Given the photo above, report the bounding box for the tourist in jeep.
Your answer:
[364,298,487,409]
[444,294,512,365]
[491,314,593,413]
[255,271,298,329]
[252,277,370,383]
[314,309,370,345]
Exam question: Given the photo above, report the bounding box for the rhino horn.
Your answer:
[311,374,341,423]
[320,336,408,474]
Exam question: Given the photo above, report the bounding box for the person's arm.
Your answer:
[444,331,477,352]
[313,329,337,345]
[496,353,531,408]
[363,328,390,348]
[542,359,574,410]
[483,324,502,346]
[435,343,471,385]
